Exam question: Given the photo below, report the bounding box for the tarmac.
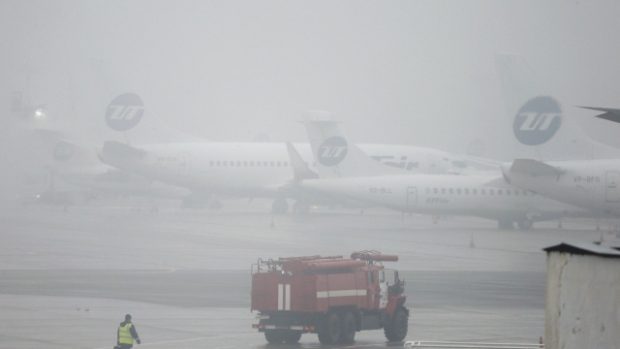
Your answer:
[1,199,617,348]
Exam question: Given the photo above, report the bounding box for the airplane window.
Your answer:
[441,188,446,194]
[243,161,248,167]
[224,161,229,166]
[237,161,241,166]
[473,189,477,195]
[489,189,494,195]
[481,189,486,195]
[230,161,235,167]
[506,190,511,195]
[498,189,503,195]
[433,188,438,194]
[284,162,288,167]
[276,161,281,167]
[457,188,462,195]
[216,161,221,166]
[425,188,430,194]
[250,161,255,166]
[270,161,275,167]
[209,161,214,167]
[464,189,469,195]
[515,190,520,196]
[449,188,454,194]
[264,162,269,166]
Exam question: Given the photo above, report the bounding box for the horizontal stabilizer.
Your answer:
[510,158,563,178]
[580,106,620,124]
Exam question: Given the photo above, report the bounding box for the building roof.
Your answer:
[543,242,620,258]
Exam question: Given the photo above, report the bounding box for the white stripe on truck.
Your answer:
[316,289,368,298]
[278,284,284,310]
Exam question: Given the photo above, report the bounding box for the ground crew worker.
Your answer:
[117,314,141,348]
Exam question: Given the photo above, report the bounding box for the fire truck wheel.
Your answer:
[318,312,342,344]
[340,311,357,344]
[283,330,302,344]
[264,330,285,344]
[384,307,408,342]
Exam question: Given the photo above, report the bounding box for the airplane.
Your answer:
[502,158,620,218]
[496,55,620,219]
[98,93,495,213]
[286,119,587,229]
[7,92,191,207]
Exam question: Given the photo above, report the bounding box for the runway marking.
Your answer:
[91,332,257,349]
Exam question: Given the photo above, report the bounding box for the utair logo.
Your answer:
[317,136,348,167]
[513,96,562,146]
[105,93,145,131]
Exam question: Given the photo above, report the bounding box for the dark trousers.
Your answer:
[116,345,132,349]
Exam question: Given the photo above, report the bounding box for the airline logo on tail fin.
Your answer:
[513,96,562,146]
[317,136,348,166]
[105,93,144,131]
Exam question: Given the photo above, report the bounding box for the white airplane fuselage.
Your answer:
[300,174,586,223]
[101,142,467,198]
[507,159,620,217]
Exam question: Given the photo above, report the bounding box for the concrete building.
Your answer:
[544,242,620,349]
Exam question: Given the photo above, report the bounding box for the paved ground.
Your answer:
[0,200,617,348]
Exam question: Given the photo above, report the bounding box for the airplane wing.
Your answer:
[99,141,148,169]
[510,158,564,178]
[579,106,620,124]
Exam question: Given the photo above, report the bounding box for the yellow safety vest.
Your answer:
[118,323,134,345]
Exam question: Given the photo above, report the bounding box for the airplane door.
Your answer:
[406,187,417,211]
[605,172,620,202]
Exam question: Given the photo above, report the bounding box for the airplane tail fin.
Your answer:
[285,142,318,181]
[302,112,404,178]
[102,92,208,144]
[495,54,620,160]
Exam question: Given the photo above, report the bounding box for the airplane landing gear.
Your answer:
[517,219,533,230]
[272,198,289,214]
[497,219,514,230]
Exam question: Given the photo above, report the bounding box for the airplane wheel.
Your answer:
[272,198,289,214]
[517,219,533,230]
[497,219,514,230]
[293,201,310,215]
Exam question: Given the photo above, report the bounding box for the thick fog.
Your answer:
[3,0,620,147]
[3,2,620,348]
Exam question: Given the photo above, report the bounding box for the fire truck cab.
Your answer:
[251,251,409,344]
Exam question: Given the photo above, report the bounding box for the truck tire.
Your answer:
[340,311,357,344]
[384,307,408,342]
[264,329,285,344]
[318,312,342,344]
[283,330,302,344]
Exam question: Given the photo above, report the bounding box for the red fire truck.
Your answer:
[251,251,409,344]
